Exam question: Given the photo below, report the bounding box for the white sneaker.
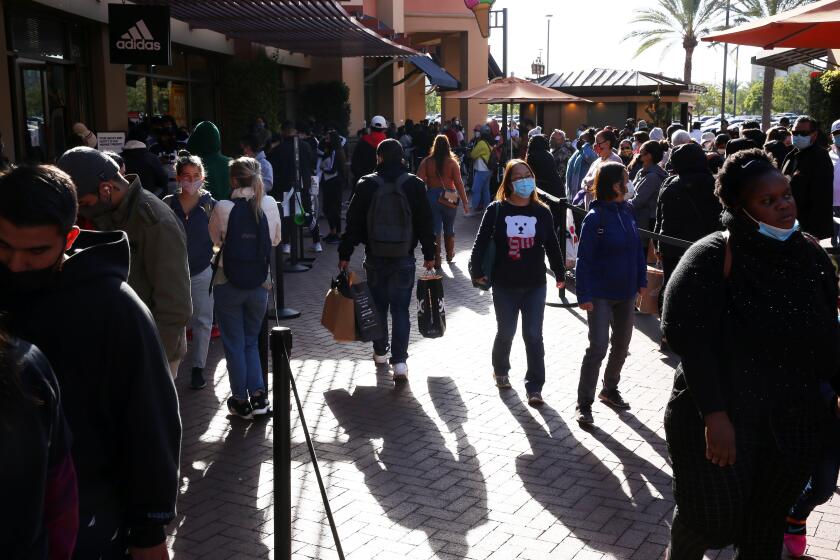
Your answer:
[311,242,323,253]
[392,363,408,381]
[281,244,291,255]
[373,352,388,365]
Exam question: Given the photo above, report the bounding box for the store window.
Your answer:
[125,46,219,128]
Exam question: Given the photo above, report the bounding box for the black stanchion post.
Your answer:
[284,191,310,273]
[259,315,269,390]
[271,327,293,560]
[271,203,302,320]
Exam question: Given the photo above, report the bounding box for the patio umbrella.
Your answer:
[445,76,590,102]
[702,0,840,49]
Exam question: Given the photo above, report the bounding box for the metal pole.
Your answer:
[546,15,552,76]
[732,45,740,114]
[720,0,731,127]
[271,327,293,560]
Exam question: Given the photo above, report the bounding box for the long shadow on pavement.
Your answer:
[500,392,671,558]
[325,370,488,559]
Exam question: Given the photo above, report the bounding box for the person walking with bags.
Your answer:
[164,151,217,390]
[661,149,840,559]
[418,134,470,270]
[338,139,436,381]
[574,162,647,425]
[209,157,282,419]
[469,159,565,407]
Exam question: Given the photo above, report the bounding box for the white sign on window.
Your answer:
[97,132,126,153]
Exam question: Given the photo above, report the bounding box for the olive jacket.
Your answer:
[94,176,192,362]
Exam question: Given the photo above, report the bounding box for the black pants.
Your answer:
[323,176,343,233]
[659,254,681,314]
[665,398,821,559]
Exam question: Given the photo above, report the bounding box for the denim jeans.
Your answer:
[364,255,415,364]
[492,284,547,394]
[577,297,635,407]
[426,187,458,236]
[790,419,840,520]
[470,169,492,211]
[213,282,268,400]
[188,267,214,369]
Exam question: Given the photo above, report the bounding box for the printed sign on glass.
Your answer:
[108,4,171,65]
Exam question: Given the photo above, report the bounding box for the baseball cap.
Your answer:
[832,119,840,134]
[57,146,129,197]
[370,115,387,130]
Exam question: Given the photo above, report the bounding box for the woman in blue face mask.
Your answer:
[661,148,840,559]
[468,159,565,407]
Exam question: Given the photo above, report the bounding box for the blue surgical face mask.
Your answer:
[512,177,536,197]
[744,209,800,242]
[791,134,813,151]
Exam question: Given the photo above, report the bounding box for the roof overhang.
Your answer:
[751,47,837,70]
[132,0,421,57]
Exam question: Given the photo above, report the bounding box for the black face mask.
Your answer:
[0,252,62,296]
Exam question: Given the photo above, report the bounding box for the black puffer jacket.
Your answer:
[526,135,564,198]
[782,144,835,239]
[655,143,723,259]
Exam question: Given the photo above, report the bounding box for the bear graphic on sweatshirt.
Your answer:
[505,215,536,260]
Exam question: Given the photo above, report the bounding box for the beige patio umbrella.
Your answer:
[445,76,590,103]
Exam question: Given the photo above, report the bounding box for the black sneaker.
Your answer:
[575,404,594,425]
[250,393,271,416]
[227,397,253,419]
[598,388,631,410]
[190,367,206,390]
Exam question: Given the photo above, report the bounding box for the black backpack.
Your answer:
[366,173,414,258]
[222,198,271,289]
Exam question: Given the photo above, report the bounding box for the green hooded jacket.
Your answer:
[187,121,232,200]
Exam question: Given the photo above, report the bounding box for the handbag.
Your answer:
[417,274,446,338]
[468,203,501,291]
[320,270,357,342]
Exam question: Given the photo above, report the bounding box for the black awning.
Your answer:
[409,55,459,90]
[489,53,503,80]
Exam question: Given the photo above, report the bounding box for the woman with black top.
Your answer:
[469,159,565,407]
[662,148,840,559]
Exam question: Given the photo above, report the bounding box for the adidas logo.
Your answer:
[116,20,161,51]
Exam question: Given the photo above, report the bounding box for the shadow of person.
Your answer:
[325,375,488,559]
[172,415,272,559]
[608,408,671,464]
[499,392,670,557]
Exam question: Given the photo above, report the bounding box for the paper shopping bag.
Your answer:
[321,272,357,342]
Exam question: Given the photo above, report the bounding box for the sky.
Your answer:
[488,0,761,86]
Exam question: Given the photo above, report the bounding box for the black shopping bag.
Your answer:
[351,280,384,342]
[416,275,446,338]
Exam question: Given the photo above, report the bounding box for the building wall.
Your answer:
[0,0,15,159]
[89,22,128,132]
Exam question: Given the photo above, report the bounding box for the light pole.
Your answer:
[720,0,731,127]
[546,14,553,76]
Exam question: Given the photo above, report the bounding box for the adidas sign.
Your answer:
[116,20,161,51]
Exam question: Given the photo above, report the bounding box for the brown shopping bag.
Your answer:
[321,270,357,342]
[636,265,664,316]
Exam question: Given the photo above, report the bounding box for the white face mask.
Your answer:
[179,179,203,195]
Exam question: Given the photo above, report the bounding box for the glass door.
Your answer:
[20,66,47,162]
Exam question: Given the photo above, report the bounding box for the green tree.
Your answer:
[732,0,816,127]
[774,69,810,113]
[741,81,764,114]
[624,0,725,84]
[425,93,441,117]
[695,83,722,115]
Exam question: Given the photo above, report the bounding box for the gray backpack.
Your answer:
[367,173,414,258]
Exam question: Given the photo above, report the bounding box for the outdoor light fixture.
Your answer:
[464,0,495,38]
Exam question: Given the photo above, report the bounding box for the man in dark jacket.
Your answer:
[339,139,435,381]
[121,132,169,198]
[782,116,835,239]
[526,134,563,198]
[655,142,723,293]
[186,121,231,200]
[351,115,388,184]
[0,165,181,559]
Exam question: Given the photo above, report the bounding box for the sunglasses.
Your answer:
[792,130,813,137]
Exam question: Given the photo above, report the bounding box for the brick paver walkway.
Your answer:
[167,212,840,560]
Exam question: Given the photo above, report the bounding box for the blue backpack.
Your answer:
[222,198,271,289]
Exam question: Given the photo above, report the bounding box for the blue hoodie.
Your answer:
[575,200,647,303]
[565,142,597,202]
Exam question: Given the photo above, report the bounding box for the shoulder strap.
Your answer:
[722,230,732,280]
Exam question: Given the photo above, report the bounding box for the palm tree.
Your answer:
[732,0,816,128]
[624,0,725,85]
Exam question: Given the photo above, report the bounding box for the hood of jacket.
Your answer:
[187,121,222,155]
[670,142,710,176]
[363,130,387,149]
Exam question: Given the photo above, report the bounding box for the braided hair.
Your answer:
[714,148,781,209]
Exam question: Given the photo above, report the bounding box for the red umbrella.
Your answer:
[702,0,840,49]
